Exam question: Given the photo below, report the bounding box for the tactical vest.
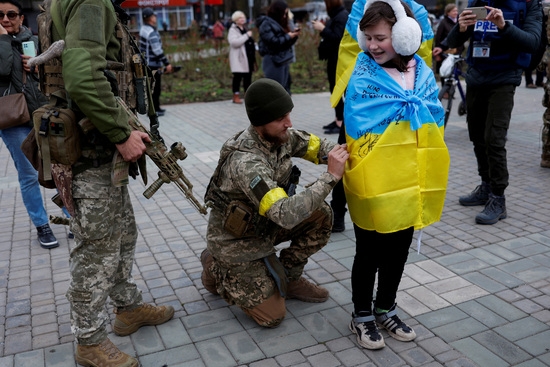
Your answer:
[36,0,141,110]
[467,0,532,70]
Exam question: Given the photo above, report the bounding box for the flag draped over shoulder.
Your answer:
[343,53,449,233]
[331,0,434,108]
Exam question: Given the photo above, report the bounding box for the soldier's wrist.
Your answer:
[319,172,339,188]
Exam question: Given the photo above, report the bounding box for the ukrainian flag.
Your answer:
[343,53,449,233]
[330,0,434,108]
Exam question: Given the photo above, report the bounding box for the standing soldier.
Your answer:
[43,0,175,365]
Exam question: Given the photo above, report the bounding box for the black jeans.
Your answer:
[327,57,344,121]
[152,68,162,111]
[351,225,413,314]
[232,72,252,94]
[330,121,347,218]
[466,84,515,196]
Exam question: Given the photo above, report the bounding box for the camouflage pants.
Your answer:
[66,164,142,345]
[211,202,332,310]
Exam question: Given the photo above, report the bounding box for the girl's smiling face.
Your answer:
[363,20,398,65]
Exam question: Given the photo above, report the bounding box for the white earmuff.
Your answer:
[357,0,422,56]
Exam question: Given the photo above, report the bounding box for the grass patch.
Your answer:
[160,25,329,105]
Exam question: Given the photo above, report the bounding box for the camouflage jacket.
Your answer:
[206,126,338,265]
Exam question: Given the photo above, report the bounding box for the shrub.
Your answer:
[161,23,329,104]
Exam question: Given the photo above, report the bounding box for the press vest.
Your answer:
[467,0,532,70]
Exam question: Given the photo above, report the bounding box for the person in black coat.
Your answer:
[313,0,349,134]
[257,1,300,94]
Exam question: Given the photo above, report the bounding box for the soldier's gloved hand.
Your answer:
[327,144,349,180]
[116,131,151,162]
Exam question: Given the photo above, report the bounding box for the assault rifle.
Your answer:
[116,97,208,214]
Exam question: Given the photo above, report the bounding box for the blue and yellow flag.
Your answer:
[343,53,449,233]
[331,0,434,107]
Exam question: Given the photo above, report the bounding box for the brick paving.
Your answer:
[1,85,549,367]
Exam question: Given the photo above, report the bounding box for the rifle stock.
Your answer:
[117,97,208,215]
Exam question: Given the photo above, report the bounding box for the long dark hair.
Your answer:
[267,0,290,32]
[359,1,416,72]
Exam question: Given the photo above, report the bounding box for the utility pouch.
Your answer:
[32,92,81,179]
[224,200,253,238]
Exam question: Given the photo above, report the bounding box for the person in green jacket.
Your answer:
[49,0,174,365]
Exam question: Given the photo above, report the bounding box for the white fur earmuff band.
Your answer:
[356,0,422,56]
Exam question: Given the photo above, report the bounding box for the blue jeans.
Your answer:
[0,124,49,227]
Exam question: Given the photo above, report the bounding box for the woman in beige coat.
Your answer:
[228,11,256,104]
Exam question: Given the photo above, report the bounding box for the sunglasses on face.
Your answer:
[0,11,20,20]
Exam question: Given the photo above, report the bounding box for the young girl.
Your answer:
[343,0,450,350]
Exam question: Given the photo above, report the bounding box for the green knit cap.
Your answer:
[245,79,294,126]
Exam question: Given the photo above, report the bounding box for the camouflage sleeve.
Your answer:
[289,129,337,164]
[265,172,338,229]
[53,0,131,144]
[230,150,338,231]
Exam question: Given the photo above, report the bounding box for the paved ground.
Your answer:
[1,84,549,367]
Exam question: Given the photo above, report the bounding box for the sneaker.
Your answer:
[526,83,537,89]
[349,312,385,349]
[200,249,219,295]
[458,182,490,206]
[332,215,345,233]
[475,193,506,225]
[75,338,138,367]
[286,277,329,303]
[68,231,74,239]
[374,303,416,342]
[37,224,59,249]
[323,121,337,129]
[113,303,174,336]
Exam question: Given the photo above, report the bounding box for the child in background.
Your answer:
[343,0,450,350]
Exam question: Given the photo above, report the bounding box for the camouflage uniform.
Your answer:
[206,126,338,310]
[543,4,550,168]
[51,0,142,345]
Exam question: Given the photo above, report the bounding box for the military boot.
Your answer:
[286,277,329,303]
[113,303,174,336]
[75,338,138,367]
[458,181,491,206]
[200,249,219,295]
[475,193,506,225]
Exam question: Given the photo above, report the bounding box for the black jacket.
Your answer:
[446,0,542,87]
[257,15,297,57]
[319,6,349,64]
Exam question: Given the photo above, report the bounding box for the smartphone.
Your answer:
[465,7,488,20]
[22,41,36,57]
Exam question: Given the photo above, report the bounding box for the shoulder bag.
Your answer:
[0,71,30,130]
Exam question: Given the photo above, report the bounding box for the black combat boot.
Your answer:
[475,193,506,225]
[458,181,490,206]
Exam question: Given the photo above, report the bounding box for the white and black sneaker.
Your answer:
[374,303,416,342]
[349,312,385,350]
[37,224,59,249]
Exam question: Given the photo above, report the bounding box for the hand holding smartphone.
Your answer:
[465,7,487,20]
